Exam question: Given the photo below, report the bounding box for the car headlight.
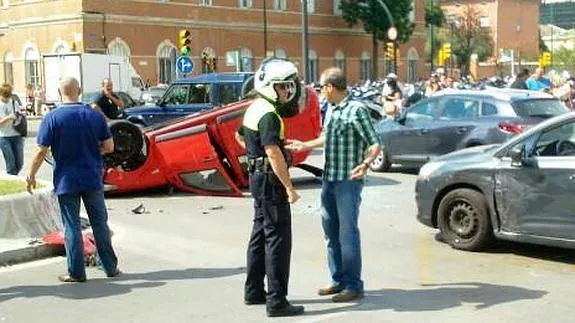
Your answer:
[418,161,445,180]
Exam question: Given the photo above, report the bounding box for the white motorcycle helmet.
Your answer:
[254,58,299,104]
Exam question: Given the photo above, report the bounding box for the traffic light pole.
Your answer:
[302,0,310,82]
[263,0,268,56]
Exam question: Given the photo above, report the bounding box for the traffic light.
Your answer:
[539,51,552,67]
[178,29,191,56]
[385,42,395,61]
[442,43,452,60]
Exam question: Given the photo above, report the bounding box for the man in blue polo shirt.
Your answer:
[26,77,120,283]
[526,67,553,92]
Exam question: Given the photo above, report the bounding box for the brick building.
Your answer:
[0,0,428,95]
[439,0,540,63]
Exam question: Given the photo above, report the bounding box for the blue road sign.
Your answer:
[176,56,194,74]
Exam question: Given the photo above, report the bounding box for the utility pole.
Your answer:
[429,0,435,73]
[263,0,268,57]
[302,0,310,82]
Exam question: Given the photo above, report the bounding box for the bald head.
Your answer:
[59,77,80,102]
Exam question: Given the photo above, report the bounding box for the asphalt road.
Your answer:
[0,137,574,322]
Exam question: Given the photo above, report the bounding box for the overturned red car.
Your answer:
[102,86,321,196]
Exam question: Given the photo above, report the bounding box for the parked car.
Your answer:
[141,86,168,105]
[370,89,568,172]
[81,91,142,109]
[416,111,575,251]
[122,72,254,127]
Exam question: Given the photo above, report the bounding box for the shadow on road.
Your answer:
[488,240,575,265]
[296,282,546,315]
[0,267,245,302]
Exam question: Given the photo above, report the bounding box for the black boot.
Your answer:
[267,304,305,317]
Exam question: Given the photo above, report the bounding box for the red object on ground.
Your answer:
[43,230,97,256]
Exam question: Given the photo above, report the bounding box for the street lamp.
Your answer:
[302,0,310,82]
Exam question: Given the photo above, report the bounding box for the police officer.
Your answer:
[235,59,304,317]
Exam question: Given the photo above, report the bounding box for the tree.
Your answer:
[448,5,493,76]
[553,46,575,69]
[425,1,445,28]
[340,0,415,80]
[425,0,446,65]
[539,32,550,52]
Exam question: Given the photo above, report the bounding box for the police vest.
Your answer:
[242,98,285,140]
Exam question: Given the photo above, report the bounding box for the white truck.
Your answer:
[42,53,144,106]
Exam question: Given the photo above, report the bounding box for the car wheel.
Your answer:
[437,188,493,251]
[369,149,391,172]
[106,120,144,165]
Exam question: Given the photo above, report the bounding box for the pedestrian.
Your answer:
[93,78,125,120]
[286,67,381,303]
[510,69,530,90]
[0,83,24,175]
[234,59,304,317]
[33,84,45,116]
[526,67,553,92]
[26,77,121,283]
[382,78,403,116]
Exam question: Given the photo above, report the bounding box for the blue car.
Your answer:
[123,72,254,126]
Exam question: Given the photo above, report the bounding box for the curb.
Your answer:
[0,243,64,267]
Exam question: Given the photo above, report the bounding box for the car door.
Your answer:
[153,83,192,124]
[430,96,479,155]
[387,97,440,163]
[116,92,138,109]
[495,120,575,239]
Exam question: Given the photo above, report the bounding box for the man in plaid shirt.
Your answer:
[287,67,381,302]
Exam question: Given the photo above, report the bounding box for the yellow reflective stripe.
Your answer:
[243,98,284,139]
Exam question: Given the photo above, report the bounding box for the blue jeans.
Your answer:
[0,136,23,175]
[57,190,118,279]
[320,180,364,293]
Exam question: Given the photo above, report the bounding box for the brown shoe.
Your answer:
[331,290,364,302]
[317,285,344,296]
[58,274,87,283]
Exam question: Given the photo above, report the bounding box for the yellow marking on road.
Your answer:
[417,231,432,285]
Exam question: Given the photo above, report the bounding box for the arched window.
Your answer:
[275,48,287,59]
[360,51,371,81]
[201,47,217,73]
[308,49,318,83]
[52,40,70,55]
[3,51,13,85]
[24,46,40,86]
[107,38,131,62]
[333,0,342,15]
[158,43,177,84]
[240,48,253,72]
[407,48,419,83]
[335,50,346,75]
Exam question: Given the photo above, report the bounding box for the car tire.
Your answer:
[106,120,144,165]
[369,149,391,172]
[437,188,494,251]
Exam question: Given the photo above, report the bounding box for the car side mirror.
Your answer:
[509,146,524,166]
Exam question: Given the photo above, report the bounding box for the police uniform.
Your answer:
[238,97,293,311]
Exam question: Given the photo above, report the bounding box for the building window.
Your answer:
[199,0,212,5]
[158,44,177,84]
[3,52,13,86]
[54,45,68,55]
[107,38,131,62]
[1,0,9,8]
[306,0,315,13]
[202,47,217,73]
[360,51,371,81]
[273,0,286,10]
[308,49,318,83]
[334,50,346,74]
[333,0,341,15]
[407,48,419,83]
[480,16,490,28]
[24,47,40,87]
[240,48,253,72]
[239,0,252,8]
[275,48,287,59]
[446,14,456,26]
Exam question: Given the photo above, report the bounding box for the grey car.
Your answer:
[371,89,568,172]
[415,111,575,251]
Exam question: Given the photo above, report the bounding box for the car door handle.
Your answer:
[569,174,575,181]
[456,127,468,134]
[419,129,429,135]
[176,109,184,112]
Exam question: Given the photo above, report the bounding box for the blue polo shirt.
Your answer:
[37,103,111,195]
[526,77,552,91]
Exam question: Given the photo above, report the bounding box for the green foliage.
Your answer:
[425,0,445,27]
[447,5,493,75]
[540,32,550,52]
[340,0,415,44]
[0,180,27,196]
[553,46,575,69]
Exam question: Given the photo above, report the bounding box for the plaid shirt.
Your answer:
[323,97,380,181]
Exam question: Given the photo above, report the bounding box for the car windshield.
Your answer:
[511,99,567,118]
[81,92,100,104]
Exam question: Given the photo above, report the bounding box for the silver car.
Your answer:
[415,111,575,251]
[371,89,568,172]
